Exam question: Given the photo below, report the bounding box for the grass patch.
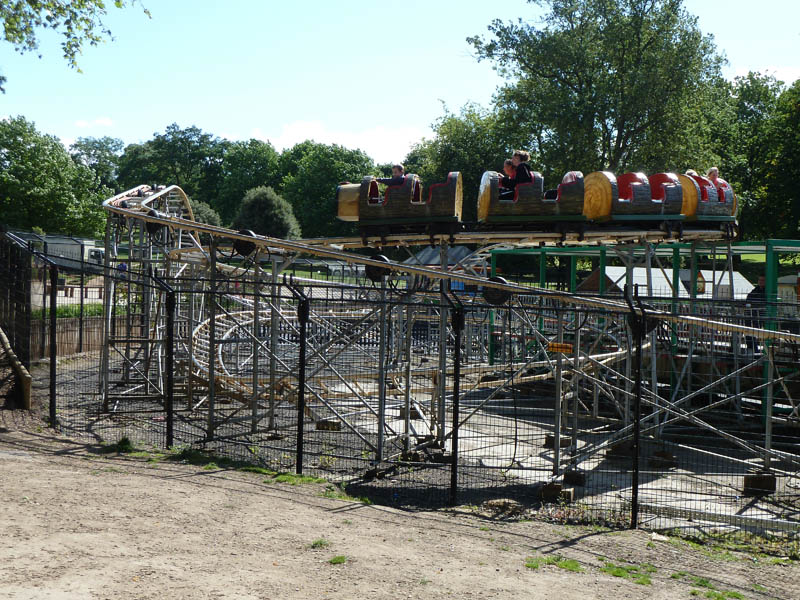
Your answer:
[100,437,136,454]
[663,527,800,561]
[600,560,655,585]
[525,555,583,573]
[203,462,219,470]
[752,584,768,593]
[689,576,716,589]
[309,538,330,549]
[321,485,372,504]
[328,555,347,565]
[671,570,689,579]
[479,526,490,532]
[272,473,326,485]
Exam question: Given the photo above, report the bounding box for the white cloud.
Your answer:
[249,120,430,164]
[74,117,114,129]
[730,65,800,84]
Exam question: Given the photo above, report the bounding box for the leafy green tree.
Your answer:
[758,80,800,239]
[216,139,281,225]
[70,136,124,191]
[233,186,301,239]
[709,72,784,236]
[117,124,225,210]
[0,0,149,91]
[404,104,516,221]
[469,0,724,178]
[189,198,221,227]
[0,116,107,236]
[280,142,373,238]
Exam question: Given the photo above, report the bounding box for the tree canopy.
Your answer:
[280,142,374,238]
[0,116,107,236]
[233,186,301,239]
[0,0,149,91]
[70,136,124,192]
[468,0,724,179]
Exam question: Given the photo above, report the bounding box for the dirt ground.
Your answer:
[1,351,798,600]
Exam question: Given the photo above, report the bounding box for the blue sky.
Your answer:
[1,0,798,163]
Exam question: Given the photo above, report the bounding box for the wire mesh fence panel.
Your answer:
[2,229,800,540]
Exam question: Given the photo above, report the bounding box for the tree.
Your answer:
[469,0,724,178]
[70,136,124,191]
[758,80,800,239]
[189,198,221,227]
[233,186,301,239]
[0,116,107,236]
[117,124,225,210]
[404,104,517,222]
[280,142,374,238]
[0,0,149,92]
[216,139,281,225]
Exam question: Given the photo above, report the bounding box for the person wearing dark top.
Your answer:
[376,164,405,187]
[499,150,533,199]
[745,275,766,353]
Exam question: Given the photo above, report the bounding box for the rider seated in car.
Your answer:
[499,150,532,199]
[376,164,405,187]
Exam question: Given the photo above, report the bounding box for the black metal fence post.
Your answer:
[286,277,310,475]
[295,296,310,474]
[78,245,85,353]
[49,264,58,428]
[449,300,465,505]
[624,284,644,529]
[150,269,176,449]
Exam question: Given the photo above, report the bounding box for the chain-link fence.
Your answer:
[2,231,799,540]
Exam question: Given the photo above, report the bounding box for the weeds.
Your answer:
[328,555,347,565]
[525,555,583,572]
[309,538,330,549]
[599,560,655,585]
[321,485,372,504]
[100,437,136,454]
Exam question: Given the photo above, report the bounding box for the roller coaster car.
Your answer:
[477,170,615,229]
[336,172,462,239]
[676,174,736,222]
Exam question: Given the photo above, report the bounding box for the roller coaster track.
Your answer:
[102,185,800,345]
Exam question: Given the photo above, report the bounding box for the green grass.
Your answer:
[328,555,347,565]
[479,526,490,532]
[31,303,125,320]
[599,560,655,585]
[100,436,136,454]
[309,538,330,549]
[752,584,768,593]
[524,555,583,573]
[320,485,372,504]
[272,473,326,485]
[690,576,716,589]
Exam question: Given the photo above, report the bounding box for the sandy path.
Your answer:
[0,351,797,599]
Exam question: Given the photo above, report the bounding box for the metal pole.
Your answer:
[449,302,464,505]
[295,296,309,474]
[269,258,279,430]
[207,238,217,440]
[437,244,448,445]
[630,286,644,529]
[165,288,175,448]
[49,265,58,428]
[403,305,413,455]
[553,310,563,476]
[79,241,85,353]
[377,280,387,462]
[764,345,774,470]
[252,253,260,433]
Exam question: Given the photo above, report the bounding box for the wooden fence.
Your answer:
[30,315,127,357]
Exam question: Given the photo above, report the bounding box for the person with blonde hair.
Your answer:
[685,169,698,176]
[706,166,719,183]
